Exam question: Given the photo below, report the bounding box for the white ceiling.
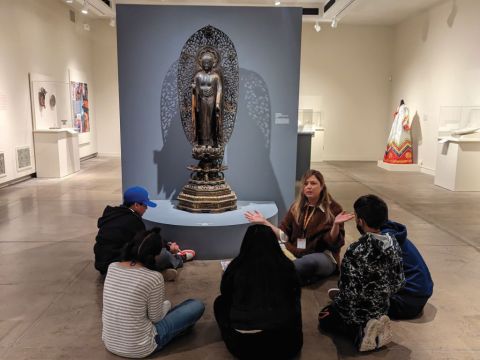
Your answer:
[115,0,445,25]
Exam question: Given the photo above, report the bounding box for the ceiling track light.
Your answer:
[81,1,89,15]
[331,17,338,28]
[325,0,357,28]
[314,20,321,32]
[65,0,74,4]
[275,1,281,6]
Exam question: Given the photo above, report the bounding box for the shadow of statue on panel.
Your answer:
[154,63,286,216]
[227,68,286,216]
[154,59,192,200]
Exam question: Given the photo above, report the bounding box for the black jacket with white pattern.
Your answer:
[333,232,405,326]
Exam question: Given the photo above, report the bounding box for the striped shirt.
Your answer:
[102,262,170,358]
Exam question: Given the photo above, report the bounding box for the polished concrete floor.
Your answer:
[0,157,479,359]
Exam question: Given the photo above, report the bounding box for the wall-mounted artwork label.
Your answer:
[16,146,32,171]
[71,82,90,133]
[275,113,290,125]
[0,152,6,177]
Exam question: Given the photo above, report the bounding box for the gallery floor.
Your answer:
[0,156,479,360]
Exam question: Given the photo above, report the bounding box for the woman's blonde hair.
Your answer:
[291,169,334,224]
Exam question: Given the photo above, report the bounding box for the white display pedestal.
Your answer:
[434,138,480,191]
[33,129,80,178]
[143,200,278,259]
[377,160,420,172]
[311,127,325,162]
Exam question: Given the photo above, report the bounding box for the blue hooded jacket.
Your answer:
[381,221,433,298]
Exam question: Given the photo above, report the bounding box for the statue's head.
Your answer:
[201,53,214,71]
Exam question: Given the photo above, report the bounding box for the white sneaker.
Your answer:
[328,288,340,300]
[376,315,392,349]
[358,315,393,352]
[358,318,380,352]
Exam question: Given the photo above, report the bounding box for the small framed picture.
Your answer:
[0,151,6,177]
[16,146,32,171]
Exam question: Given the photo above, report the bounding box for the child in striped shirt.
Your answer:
[102,229,204,358]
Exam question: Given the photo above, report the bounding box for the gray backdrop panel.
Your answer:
[117,5,302,219]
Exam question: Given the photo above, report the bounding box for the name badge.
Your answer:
[297,238,306,249]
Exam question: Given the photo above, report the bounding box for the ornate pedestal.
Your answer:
[177,145,237,213]
[177,178,237,213]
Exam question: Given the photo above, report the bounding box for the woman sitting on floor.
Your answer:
[245,169,354,285]
[214,224,303,359]
[101,228,205,358]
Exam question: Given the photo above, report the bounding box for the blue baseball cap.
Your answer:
[123,186,157,208]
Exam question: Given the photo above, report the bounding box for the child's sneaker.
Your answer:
[161,268,177,282]
[376,315,392,349]
[328,288,340,300]
[357,315,392,352]
[358,318,380,352]
[178,249,195,262]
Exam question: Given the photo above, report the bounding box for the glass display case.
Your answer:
[438,106,480,138]
[298,109,325,162]
[298,109,323,131]
[435,106,480,191]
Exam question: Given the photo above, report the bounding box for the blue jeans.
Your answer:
[294,252,337,285]
[154,299,205,350]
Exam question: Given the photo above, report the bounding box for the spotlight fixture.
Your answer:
[331,17,338,28]
[65,0,74,3]
[83,23,90,31]
[275,1,281,6]
[314,21,321,32]
[81,1,89,15]
[109,18,116,27]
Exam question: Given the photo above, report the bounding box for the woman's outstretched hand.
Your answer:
[244,210,267,225]
[334,211,355,225]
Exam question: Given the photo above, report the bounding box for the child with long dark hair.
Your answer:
[214,224,303,359]
[101,228,204,358]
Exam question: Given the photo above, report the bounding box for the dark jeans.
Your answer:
[389,292,429,319]
[214,295,303,360]
[293,252,337,286]
[318,304,361,343]
[155,248,183,270]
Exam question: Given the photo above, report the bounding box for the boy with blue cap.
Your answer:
[94,186,194,278]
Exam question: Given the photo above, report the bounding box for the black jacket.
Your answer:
[221,259,302,331]
[93,205,145,274]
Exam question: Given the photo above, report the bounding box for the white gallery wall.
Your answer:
[391,0,480,173]
[3,0,479,185]
[90,19,396,163]
[299,23,393,161]
[91,20,121,157]
[0,0,97,185]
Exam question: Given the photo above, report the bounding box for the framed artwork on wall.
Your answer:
[70,81,90,133]
[0,151,6,177]
[16,146,32,171]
